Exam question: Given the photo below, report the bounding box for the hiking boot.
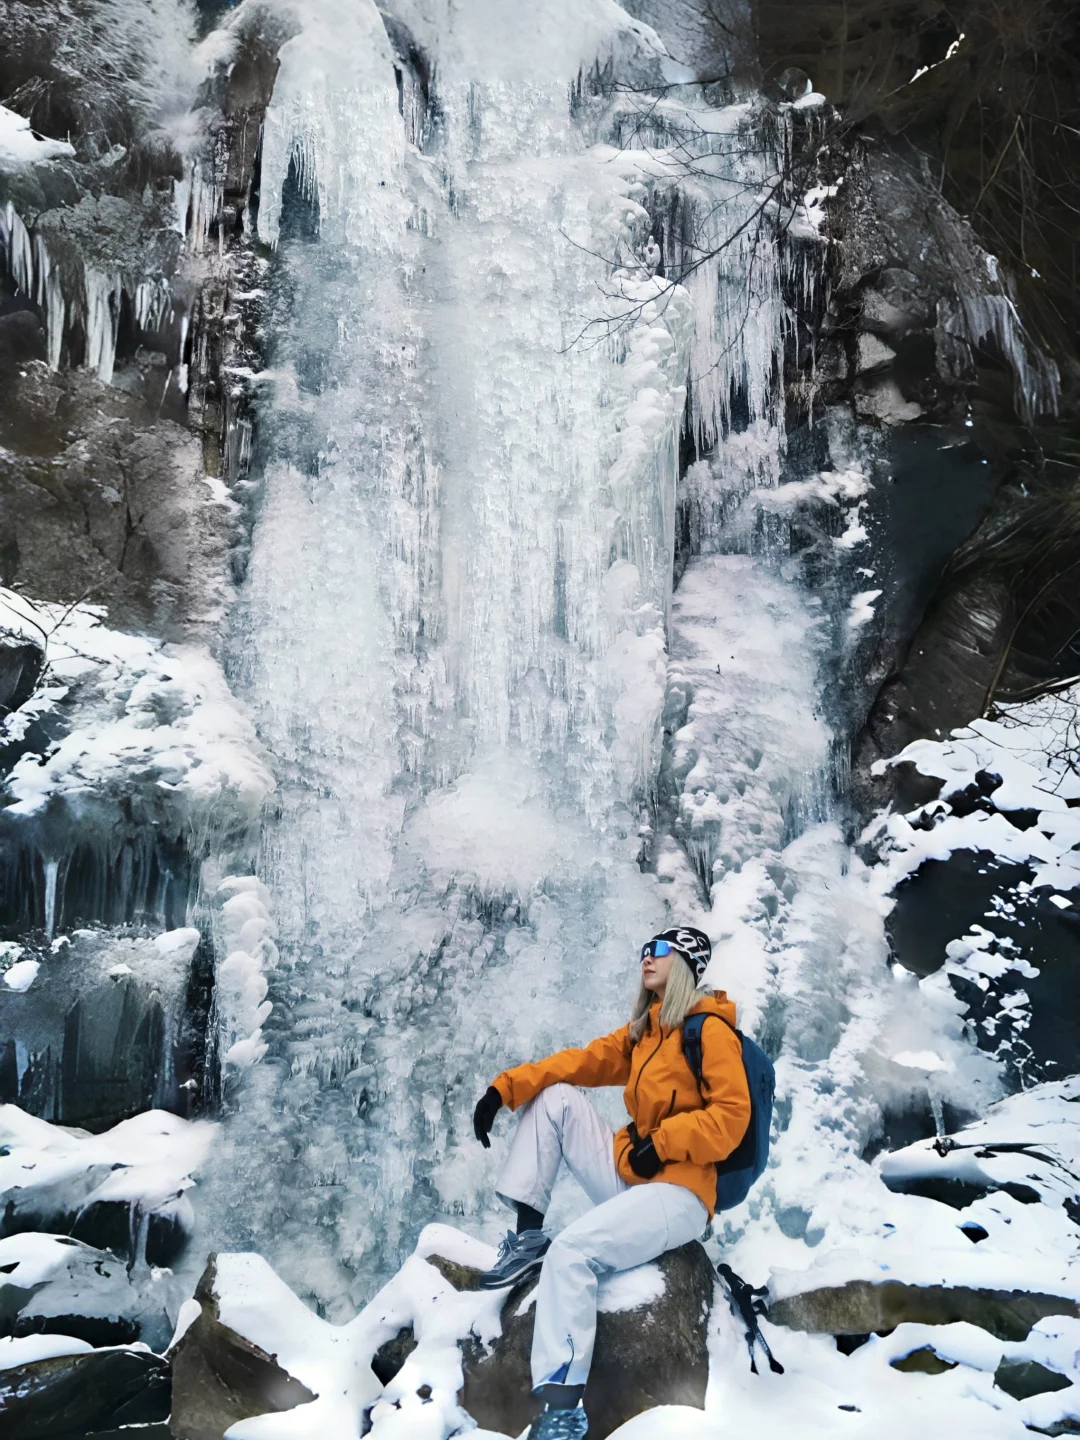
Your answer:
[527,1403,589,1440]
[478,1228,550,1289]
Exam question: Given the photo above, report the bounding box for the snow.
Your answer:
[3,958,41,992]
[0,1333,93,1370]
[890,1050,953,1073]
[0,1106,218,1263]
[848,588,883,629]
[0,1230,177,1350]
[0,105,75,165]
[0,591,273,828]
[869,686,1080,893]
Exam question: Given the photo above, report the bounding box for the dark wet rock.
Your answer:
[168,1257,316,1440]
[371,1326,417,1387]
[0,929,213,1131]
[891,1345,957,1374]
[210,3,301,222]
[52,1429,171,1440]
[0,1345,170,1440]
[854,465,1080,818]
[0,312,47,373]
[834,423,1001,752]
[768,1280,1079,1342]
[0,639,44,719]
[376,1242,715,1440]
[883,849,1080,1083]
[995,1357,1072,1401]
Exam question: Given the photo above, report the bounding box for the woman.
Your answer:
[471,926,751,1440]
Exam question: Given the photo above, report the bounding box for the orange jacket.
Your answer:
[491,992,751,1218]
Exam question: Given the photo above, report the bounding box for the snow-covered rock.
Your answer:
[0,1339,170,1439]
[377,1238,713,1439]
[0,1106,216,1273]
[0,105,75,167]
[0,1232,176,1351]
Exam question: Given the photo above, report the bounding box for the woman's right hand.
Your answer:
[473,1085,503,1148]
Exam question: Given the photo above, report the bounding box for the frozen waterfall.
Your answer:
[204,0,985,1317]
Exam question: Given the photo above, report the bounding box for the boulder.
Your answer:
[167,1258,316,1440]
[768,1280,1079,1343]
[994,1357,1073,1401]
[0,1233,176,1353]
[0,1344,170,1440]
[890,1345,957,1374]
[375,1242,715,1440]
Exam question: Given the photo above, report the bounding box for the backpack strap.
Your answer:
[681,1010,740,1094]
[681,1012,707,1089]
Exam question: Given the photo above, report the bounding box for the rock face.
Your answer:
[167,1258,316,1440]
[0,929,214,1132]
[0,1345,170,1440]
[769,1279,1079,1343]
[376,1242,715,1440]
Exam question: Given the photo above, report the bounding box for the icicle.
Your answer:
[134,278,170,334]
[43,859,58,942]
[83,269,122,383]
[0,201,34,297]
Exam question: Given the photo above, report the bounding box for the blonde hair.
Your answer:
[629,952,712,1043]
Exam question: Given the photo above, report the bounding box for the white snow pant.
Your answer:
[495,1083,709,1390]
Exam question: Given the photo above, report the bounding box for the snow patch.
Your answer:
[2,959,40,992]
[0,591,273,827]
[0,105,75,165]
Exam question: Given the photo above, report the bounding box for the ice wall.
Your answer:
[206,0,770,1311]
[211,0,989,1316]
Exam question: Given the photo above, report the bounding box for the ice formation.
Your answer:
[195,0,981,1347]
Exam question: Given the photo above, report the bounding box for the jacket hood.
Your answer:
[688,991,737,1027]
[648,989,737,1032]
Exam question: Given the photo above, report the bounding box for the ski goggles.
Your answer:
[640,938,676,962]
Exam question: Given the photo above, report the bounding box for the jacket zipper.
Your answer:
[666,1088,677,1119]
[632,1027,665,1107]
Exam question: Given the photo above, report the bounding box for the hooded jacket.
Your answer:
[491,992,751,1218]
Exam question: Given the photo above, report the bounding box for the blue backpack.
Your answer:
[681,1012,774,1211]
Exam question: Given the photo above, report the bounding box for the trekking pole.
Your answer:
[717,1263,784,1375]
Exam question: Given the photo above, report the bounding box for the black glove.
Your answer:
[473,1086,503,1148]
[628,1131,664,1179]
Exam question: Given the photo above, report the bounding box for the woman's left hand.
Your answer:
[627,1131,664,1178]
[473,1085,503,1148]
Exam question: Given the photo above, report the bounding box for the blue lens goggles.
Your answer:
[640,939,674,961]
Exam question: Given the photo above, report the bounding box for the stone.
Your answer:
[891,1346,957,1374]
[994,1357,1073,1401]
[0,1345,170,1440]
[0,639,43,719]
[768,1280,1080,1343]
[856,334,897,374]
[855,376,923,425]
[167,1258,316,1440]
[375,1242,715,1440]
[861,269,931,335]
